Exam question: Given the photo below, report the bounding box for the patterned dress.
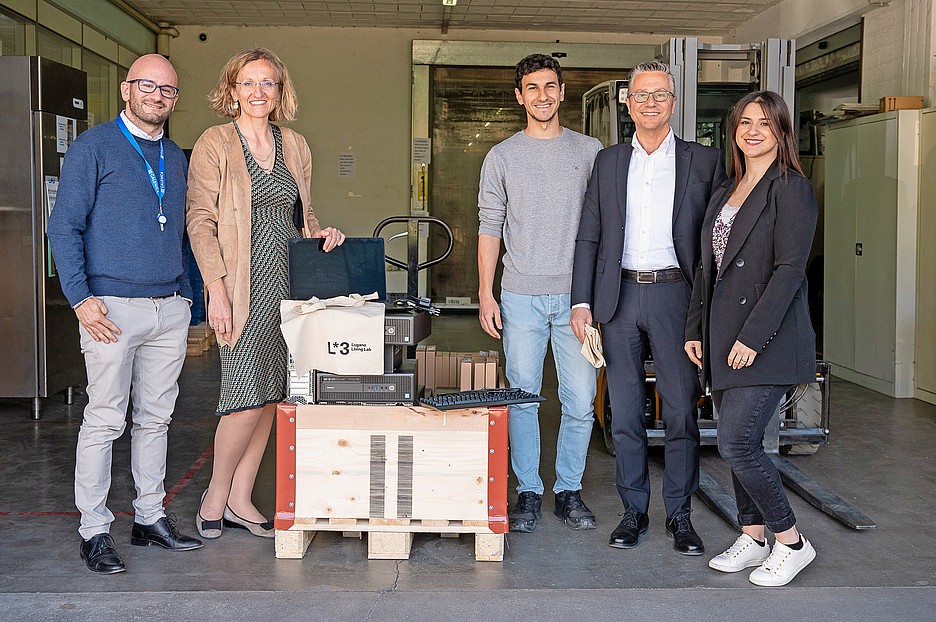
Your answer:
[216,123,300,415]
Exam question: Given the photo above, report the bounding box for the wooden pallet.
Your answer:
[275,517,505,561]
[185,324,216,356]
[274,403,508,562]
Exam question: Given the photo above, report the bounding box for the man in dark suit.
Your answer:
[570,61,727,555]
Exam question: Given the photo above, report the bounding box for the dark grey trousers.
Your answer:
[600,277,701,518]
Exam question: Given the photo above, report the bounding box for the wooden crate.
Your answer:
[185,324,215,356]
[274,403,508,561]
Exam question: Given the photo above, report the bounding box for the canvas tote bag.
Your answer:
[280,293,385,376]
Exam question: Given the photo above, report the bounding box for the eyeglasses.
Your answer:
[628,90,674,103]
[234,81,280,91]
[126,79,179,99]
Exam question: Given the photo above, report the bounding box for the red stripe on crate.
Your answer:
[487,406,509,534]
[275,403,298,530]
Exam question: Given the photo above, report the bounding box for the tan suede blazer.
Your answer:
[186,122,321,347]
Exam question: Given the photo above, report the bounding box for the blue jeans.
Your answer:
[500,290,597,495]
[713,385,797,533]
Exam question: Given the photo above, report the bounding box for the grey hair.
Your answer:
[627,61,677,94]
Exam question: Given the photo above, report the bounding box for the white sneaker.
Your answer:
[708,534,770,573]
[749,536,816,587]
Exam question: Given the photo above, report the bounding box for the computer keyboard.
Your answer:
[419,388,545,410]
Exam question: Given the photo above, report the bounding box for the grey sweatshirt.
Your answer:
[478,127,601,295]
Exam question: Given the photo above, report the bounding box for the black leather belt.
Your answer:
[150,292,180,300]
[622,268,683,284]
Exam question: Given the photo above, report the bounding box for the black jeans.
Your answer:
[713,385,796,533]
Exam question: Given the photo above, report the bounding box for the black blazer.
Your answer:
[572,137,726,323]
[685,161,818,391]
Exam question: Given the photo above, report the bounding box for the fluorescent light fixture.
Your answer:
[442,0,457,6]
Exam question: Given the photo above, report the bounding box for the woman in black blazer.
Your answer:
[684,90,818,587]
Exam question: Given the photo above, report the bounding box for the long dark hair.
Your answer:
[727,90,804,185]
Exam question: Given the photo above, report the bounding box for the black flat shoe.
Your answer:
[80,533,126,574]
[131,515,203,551]
[665,511,704,556]
[196,489,223,539]
[223,506,275,538]
[609,509,649,549]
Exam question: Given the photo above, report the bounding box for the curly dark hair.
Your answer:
[514,54,563,91]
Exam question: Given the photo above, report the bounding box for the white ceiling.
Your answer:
[126,0,785,35]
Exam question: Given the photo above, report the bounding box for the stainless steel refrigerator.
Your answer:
[0,57,88,418]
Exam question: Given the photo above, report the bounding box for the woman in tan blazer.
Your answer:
[187,48,344,539]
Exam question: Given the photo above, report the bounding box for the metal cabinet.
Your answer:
[824,110,920,398]
[917,108,936,405]
[0,57,88,416]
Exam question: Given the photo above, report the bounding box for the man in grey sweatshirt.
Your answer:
[478,54,602,533]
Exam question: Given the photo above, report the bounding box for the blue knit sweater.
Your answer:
[48,119,192,307]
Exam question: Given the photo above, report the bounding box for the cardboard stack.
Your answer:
[415,347,504,394]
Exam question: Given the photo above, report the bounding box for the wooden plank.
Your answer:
[285,518,494,533]
[274,529,315,559]
[295,405,489,431]
[368,531,413,559]
[295,430,488,521]
[474,533,504,562]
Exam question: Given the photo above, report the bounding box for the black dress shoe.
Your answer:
[665,511,704,556]
[508,491,542,533]
[554,490,597,530]
[80,533,126,574]
[609,508,649,549]
[131,515,203,551]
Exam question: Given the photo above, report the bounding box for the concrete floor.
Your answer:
[1,313,935,620]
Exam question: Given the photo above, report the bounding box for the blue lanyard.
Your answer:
[116,115,167,230]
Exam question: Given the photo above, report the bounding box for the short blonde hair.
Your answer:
[208,48,298,122]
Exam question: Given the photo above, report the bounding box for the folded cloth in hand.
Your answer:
[581,324,605,368]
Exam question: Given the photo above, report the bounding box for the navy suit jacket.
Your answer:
[685,161,818,390]
[571,137,726,324]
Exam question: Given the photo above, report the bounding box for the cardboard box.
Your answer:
[425,345,436,392]
[460,358,474,391]
[879,96,924,112]
[484,359,497,389]
[415,345,426,389]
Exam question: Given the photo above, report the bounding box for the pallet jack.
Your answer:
[594,361,876,531]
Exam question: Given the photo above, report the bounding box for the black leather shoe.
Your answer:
[508,491,542,533]
[665,511,705,556]
[131,515,203,551]
[80,533,126,574]
[554,490,597,530]
[609,508,649,549]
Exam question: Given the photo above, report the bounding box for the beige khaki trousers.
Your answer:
[75,295,189,540]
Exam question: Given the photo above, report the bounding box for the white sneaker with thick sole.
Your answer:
[709,534,771,573]
[749,536,816,587]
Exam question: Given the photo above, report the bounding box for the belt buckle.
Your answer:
[636,271,656,284]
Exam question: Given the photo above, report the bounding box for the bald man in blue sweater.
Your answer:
[48,54,202,574]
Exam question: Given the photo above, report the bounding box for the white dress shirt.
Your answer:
[622,129,679,271]
[119,111,163,141]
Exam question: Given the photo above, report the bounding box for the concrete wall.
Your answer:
[169,26,688,236]
[861,0,936,105]
[733,0,936,107]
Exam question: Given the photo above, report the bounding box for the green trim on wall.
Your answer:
[0,0,155,55]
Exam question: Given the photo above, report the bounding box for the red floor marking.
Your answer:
[0,443,214,517]
[163,444,214,508]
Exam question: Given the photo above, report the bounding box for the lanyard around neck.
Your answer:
[116,115,167,229]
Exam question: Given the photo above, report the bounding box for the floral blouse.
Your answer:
[713,204,741,270]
